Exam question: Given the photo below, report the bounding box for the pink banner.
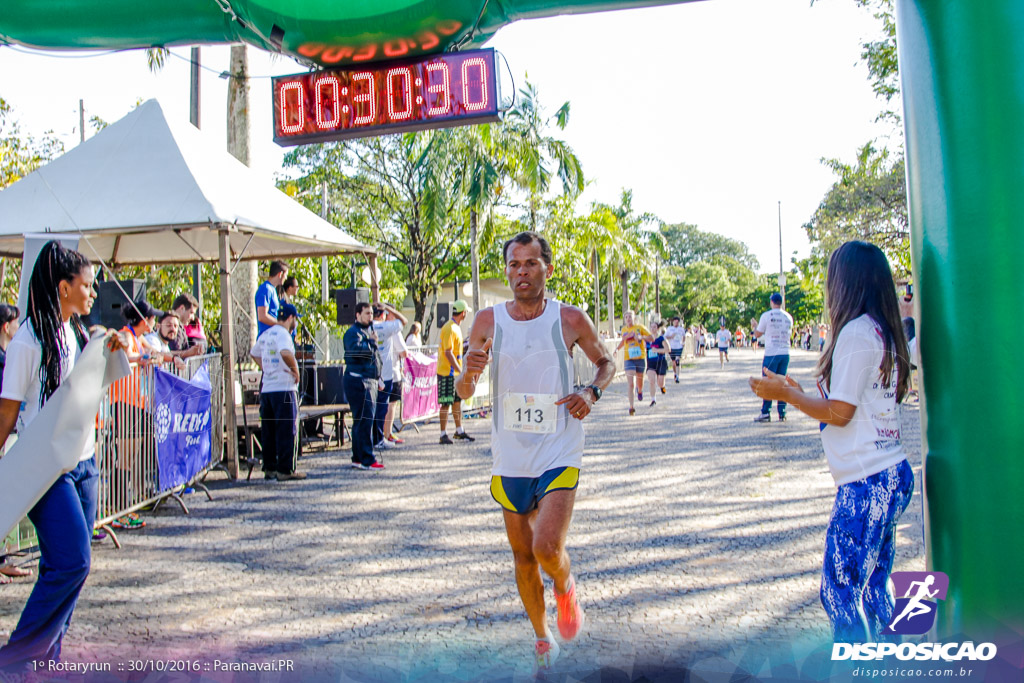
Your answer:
[402,351,439,422]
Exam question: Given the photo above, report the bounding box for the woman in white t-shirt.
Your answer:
[749,240,913,643]
[0,242,108,670]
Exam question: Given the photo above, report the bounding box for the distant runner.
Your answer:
[615,311,652,416]
[457,231,614,674]
[664,316,685,383]
[716,323,731,368]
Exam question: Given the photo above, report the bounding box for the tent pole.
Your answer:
[368,252,380,303]
[218,229,239,478]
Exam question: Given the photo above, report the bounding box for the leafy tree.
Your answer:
[804,143,909,277]
[281,129,479,328]
[501,81,585,230]
[660,222,760,271]
[0,97,65,300]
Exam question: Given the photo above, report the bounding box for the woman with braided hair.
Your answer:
[0,241,110,671]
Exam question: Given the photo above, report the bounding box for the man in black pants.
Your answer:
[250,303,307,480]
[343,302,384,470]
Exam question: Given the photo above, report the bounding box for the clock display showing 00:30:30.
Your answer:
[272,48,501,145]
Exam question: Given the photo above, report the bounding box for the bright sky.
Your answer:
[0,0,891,274]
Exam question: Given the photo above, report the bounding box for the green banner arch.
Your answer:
[0,0,699,66]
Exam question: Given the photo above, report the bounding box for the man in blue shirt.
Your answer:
[255,260,289,337]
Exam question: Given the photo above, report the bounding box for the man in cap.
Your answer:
[438,299,474,444]
[752,292,794,422]
[250,303,306,481]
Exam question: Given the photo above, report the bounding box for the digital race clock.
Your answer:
[272,48,501,146]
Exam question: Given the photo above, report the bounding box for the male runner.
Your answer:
[664,316,685,383]
[457,231,615,673]
[716,323,731,368]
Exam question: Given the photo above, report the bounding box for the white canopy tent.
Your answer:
[0,99,373,264]
[0,99,378,477]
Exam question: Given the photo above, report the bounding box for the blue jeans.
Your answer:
[372,379,393,446]
[820,460,914,642]
[344,373,378,467]
[0,457,98,671]
[760,354,791,416]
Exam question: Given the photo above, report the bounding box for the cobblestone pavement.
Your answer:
[0,348,924,681]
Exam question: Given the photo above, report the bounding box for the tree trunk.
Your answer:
[592,248,600,328]
[226,44,257,356]
[606,266,616,337]
[620,269,630,317]
[470,210,481,313]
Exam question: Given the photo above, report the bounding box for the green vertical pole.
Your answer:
[896,0,1024,638]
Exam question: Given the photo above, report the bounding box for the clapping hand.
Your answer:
[748,367,802,401]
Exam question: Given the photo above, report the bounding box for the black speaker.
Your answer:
[316,365,346,405]
[299,364,318,405]
[332,288,370,325]
[436,302,453,330]
[84,279,147,329]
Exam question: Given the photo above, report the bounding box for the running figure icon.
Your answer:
[888,574,939,629]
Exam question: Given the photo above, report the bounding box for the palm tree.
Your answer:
[502,81,585,231]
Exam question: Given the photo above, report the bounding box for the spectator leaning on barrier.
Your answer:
[250,303,306,481]
[343,302,384,470]
[371,302,408,452]
[168,293,204,359]
[437,300,474,445]
[256,260,289,337]
[145,313,187,371]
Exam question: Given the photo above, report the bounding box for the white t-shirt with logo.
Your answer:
[757,308,794,356]
[664,325,685,350]
[1,320,94,462]
[716,329,731,349]
[372,319,403,382]
[817,314,906,486]
[250,325,297,393]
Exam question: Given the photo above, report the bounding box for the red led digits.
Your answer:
[425,62,451,116]
[278,82,305,134]
[386,67,414,121]
[461,58,488,112]
[273,48,498,144]
[352,72,376,126]
[314,76,342,130]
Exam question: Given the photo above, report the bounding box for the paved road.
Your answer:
[0,348,924,681]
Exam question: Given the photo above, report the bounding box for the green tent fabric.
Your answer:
[0,0,699,66]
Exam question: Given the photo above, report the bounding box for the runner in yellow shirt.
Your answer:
[614,310,653,416]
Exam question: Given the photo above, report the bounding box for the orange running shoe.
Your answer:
[555,576,585,641]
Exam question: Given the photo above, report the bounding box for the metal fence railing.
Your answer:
[95,353,223,547]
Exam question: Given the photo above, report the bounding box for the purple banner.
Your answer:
[401,351,439,423]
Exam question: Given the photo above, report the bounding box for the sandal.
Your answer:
[0,564,32,578]
[112,515,146,530]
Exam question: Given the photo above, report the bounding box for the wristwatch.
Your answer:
[585,384,603,402]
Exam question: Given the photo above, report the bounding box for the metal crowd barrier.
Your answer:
[95,353,223,547]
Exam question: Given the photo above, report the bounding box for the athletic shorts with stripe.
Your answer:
[490,467,580,514]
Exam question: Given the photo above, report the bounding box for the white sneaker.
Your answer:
[534,637,560,673]
[375,439,395,450]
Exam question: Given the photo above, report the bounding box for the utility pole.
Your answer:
[190,47,202,309]
[321,180,329,304]
[79,100,85,143]
[778,201,786,310]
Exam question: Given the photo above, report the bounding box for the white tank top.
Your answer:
[490,299,584,477]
